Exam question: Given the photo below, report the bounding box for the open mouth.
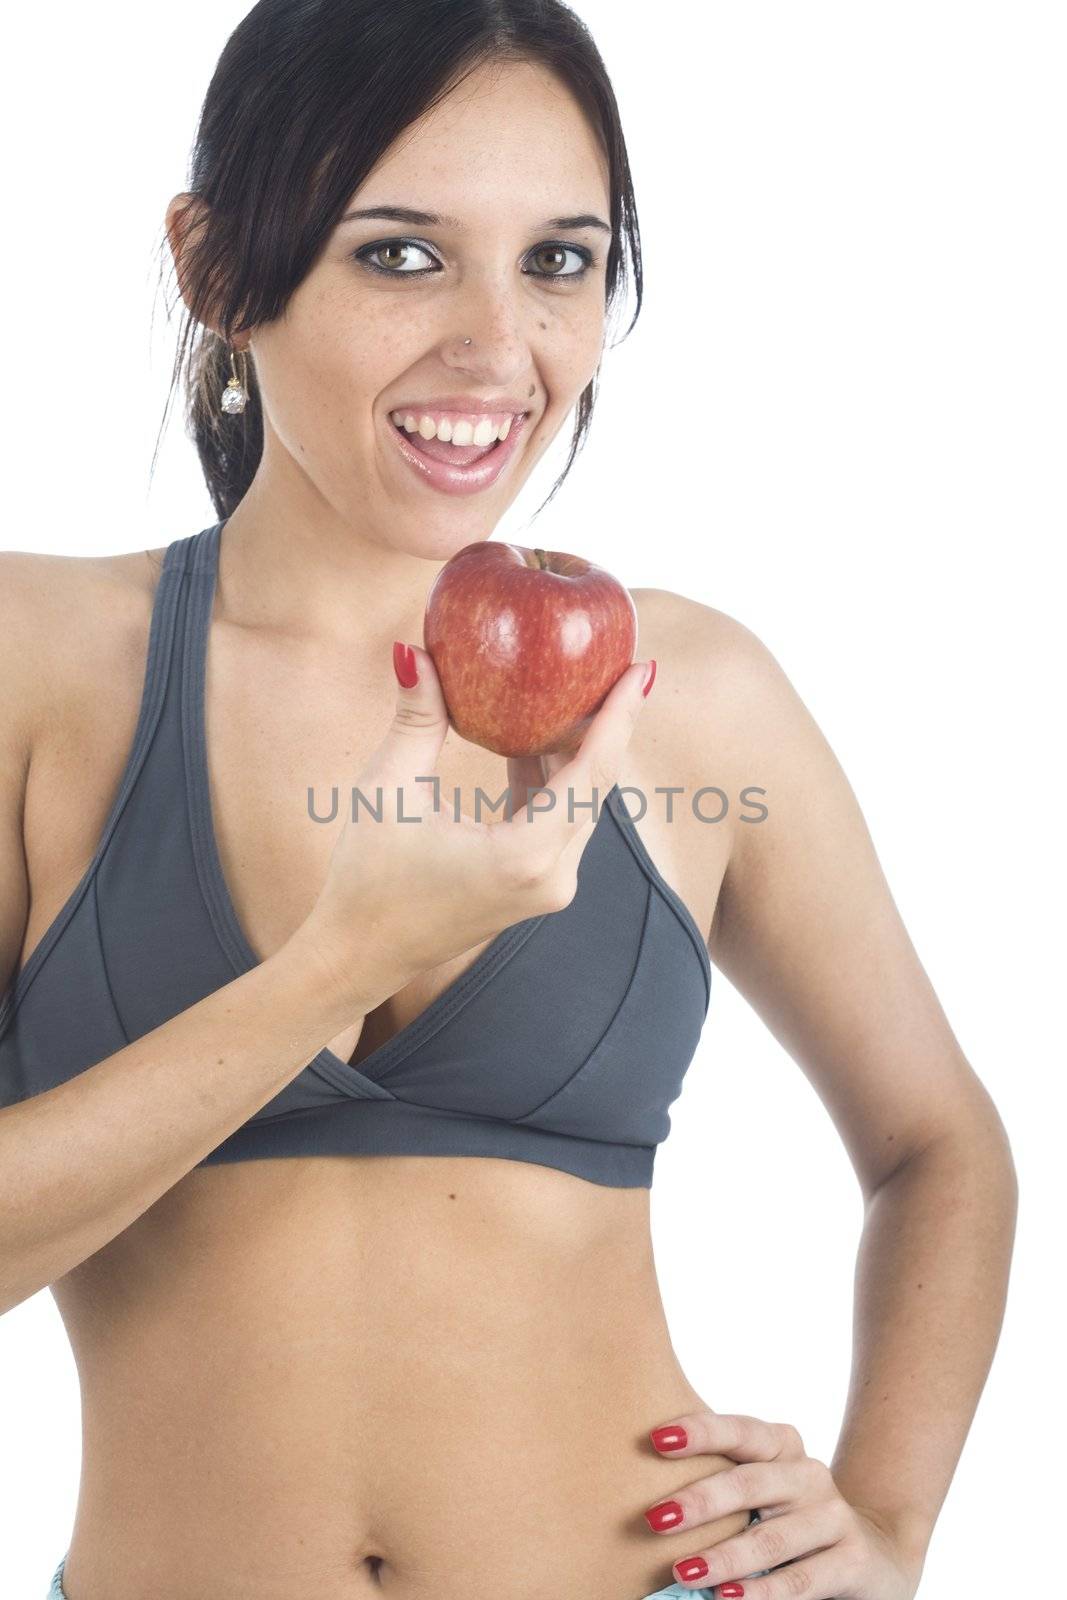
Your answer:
[390,417,510,467]
[386,409,530,496]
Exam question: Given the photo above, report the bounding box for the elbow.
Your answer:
[895,1092,1018,1184]
[922,1103,1020,1213]
[974,1101,1020,1205]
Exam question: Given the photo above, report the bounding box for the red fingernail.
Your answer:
[644,1499,684,1532]
[642,659,657,697]
[674,1556,709,1583]
[392,641,418,688]
[720,1586,746,1597]
[649,1425,687,1452]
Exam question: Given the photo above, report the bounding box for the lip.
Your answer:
[389,395,532,416]
[386,409,530,497]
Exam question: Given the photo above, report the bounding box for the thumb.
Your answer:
[362,641,452,791]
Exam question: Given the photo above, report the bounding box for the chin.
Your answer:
[382,518,496,563]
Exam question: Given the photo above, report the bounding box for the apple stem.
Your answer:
[533,547,549,570]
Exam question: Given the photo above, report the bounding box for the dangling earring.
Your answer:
[221,345,250,415]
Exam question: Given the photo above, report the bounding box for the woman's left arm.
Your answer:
[643,601,1018,1596]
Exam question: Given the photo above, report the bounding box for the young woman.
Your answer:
[0,3,1016,1598]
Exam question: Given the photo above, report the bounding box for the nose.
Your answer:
[439,281,531,383]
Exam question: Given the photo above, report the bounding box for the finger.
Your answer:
[362,641,451,798]
[649,1412,804,1466]
[524,659,652,851]
[682,1536,851,1598]
[644,1461,811,1540]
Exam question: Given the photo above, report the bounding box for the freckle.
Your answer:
[539,321,547,330]
[217,1058,224,1065]
[886,1133,895,1141]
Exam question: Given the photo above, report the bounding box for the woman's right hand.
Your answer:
[294,640,655,1017]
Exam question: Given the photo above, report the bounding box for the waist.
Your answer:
[58,1158,747,1598]
[68,1343,748,1600]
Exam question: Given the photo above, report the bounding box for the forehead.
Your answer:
[352,59,610,219]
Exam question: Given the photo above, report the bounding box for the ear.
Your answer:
[164,192,223,335]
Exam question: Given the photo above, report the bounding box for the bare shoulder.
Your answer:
[629,586,795,780]
[629,583,839,909]
[631,585,783,682]
[0,545,166,750]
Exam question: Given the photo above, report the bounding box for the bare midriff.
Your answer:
[54,1157,749,1600]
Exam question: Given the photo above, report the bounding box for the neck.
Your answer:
[218,481,446,651]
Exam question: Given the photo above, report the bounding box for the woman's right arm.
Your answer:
[0,930,379,1320]
[0,556,383,1318]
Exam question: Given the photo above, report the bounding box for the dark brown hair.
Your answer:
[152,0,643,523]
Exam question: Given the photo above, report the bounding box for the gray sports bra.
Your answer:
[0,522,712,1187]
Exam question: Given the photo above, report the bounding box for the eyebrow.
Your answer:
[340,204,612,234]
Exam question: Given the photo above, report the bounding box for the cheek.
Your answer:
[538,299,606,380]
[258,315,386,450]
[289,282,410,387]
[336,315,420,373]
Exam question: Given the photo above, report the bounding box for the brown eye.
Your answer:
[533,246,567,275]
[527,243,592,281]
[354,239,438,276]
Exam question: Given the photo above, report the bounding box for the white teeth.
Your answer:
[389,409,522,445]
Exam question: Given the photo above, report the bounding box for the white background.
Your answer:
[1,2,1064,1594]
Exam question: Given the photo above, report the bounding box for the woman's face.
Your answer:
[176,58,612,558]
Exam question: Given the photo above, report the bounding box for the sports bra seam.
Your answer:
[91,873,131,1048]
[304,1054,398,1100]
[189,521,224,576]
[181,549,253,981]
[201,1101,658,1183]
[605,788,712,1008]
[513,876,653,1124]
[0,545,186,1029]
[346,913,549,1083]
[349,1097,656,1152]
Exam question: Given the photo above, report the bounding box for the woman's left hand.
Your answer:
[643,1407,923,1598]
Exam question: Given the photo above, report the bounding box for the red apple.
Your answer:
[423,541,639,759]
